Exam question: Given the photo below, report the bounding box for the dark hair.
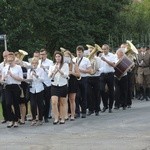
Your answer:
[34,50,40,53]
[53,51,64,68]
[76,45,84,52]
[40,48,47,54]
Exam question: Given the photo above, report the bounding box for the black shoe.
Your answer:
[145,96,149,101]
[44,118,49,123]
[108,109,112,113]
[140,96,145,101]
[87,111,94,116]
[75,113,80,118]
[53,120,59,125]
[123,107,126,110]
[95,112,99,116]
[127,105,131,108]
[48,116,52,119]
[18,120,25,125]
[101,107,108,113]
[114,106,119,110]
[81,114,86,118]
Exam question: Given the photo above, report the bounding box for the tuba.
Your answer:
[125,40,138,61]
[60,47,75,59]
[15,49,28,61]
[88,44,102,75]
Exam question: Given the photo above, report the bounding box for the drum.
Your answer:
[115,55,134,79]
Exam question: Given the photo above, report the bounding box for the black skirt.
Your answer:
[68,75,78,93]
[51,84,68,97]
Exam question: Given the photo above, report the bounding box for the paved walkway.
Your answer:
[0,99,150,150]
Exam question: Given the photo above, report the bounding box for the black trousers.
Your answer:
[100,73,114,109]
[1,88,8,121]
[75,77,88,114]
[5,84,21,122]
[43,86,51,119]
[127,72,133,106]
[87,76,101,113]
[30,91,44,121]
[115,75,128,108]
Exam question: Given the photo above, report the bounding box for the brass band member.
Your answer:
[0,50,9,123]
[64,50,80,121]
[39,49,53,123]
[100,44,116,113]
[49,51,69,125]
[114,48,128,110]
[74,46,92,118]
[87,47,101,116]
[27,57,45,126]
[137,46,150,101]
[1,52,23,128]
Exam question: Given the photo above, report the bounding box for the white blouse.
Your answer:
[48,63,69,86]
[27,67,45,93]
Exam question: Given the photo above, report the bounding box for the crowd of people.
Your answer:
[0,43,150,128]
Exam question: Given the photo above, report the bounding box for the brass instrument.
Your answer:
[60,47,75,59]
[125,40,139,61]
[88,44,102,75]
[16,49,28,61]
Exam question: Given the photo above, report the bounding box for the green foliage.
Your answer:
[0,0,133,57]
[118,0,150,45]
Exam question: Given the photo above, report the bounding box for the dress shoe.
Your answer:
[75,113,80,118]
[53,120,59,125]
[81,114,86,118]
[18,120,25,125]
[31,120,36,126]
[65,118,69,121]
[122,107,126,110]
[127,105,131,108]
[145,96,149,101]
[48,116,52,119]
[14,122,18,128]
[36,120,43,126]
[140,96,145,101]
[59,120,65,124]
[87,111,94,116]
[114,106,119,110]
[1,120,7,124]
[108,109,112,113]
[95,112,99,116]
[101,107,108,113]
[44,118,49,123]
[7,121,14,128]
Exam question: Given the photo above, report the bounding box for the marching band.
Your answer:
[0,41,150,128]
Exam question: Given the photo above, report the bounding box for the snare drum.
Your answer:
[115,55,134,79]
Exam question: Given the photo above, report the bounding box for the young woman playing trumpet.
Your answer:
[49,51,69,125]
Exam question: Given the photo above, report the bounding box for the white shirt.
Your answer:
[99,52,116,73]
[27,67,45,93]
[90,56,101,77]
[2,64,23,85]
[73,57,91,77]
[38,58,53,87]
[48,63,69,86]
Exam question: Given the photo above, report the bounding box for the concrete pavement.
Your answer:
[0,99,150,150]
